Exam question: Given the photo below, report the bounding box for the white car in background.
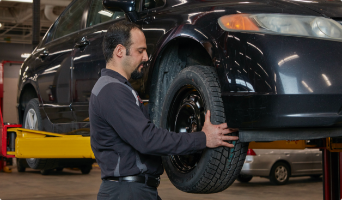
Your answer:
[238,148,322,185]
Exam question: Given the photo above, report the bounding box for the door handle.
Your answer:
[143,16,154,24]
[75,40,90,49]
[39,50,49,60]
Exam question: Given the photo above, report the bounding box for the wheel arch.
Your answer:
[147,31,216,124]
[18,83,39,124]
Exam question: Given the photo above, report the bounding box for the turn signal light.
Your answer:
[247,149,256,156]
[219,14,259,31]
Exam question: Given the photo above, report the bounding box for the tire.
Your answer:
[16,158,26,172]
[160,65,249,193]
[270,162,290,185]
[23,99,58,170]
[56,167,63,172]
[40,169,53,175]
[80,165,92,174]
[237,175,253,183]
[310,175,321,179]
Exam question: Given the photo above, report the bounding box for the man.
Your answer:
[90,21,238,200]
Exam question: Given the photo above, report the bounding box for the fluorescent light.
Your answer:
[322,74,332,86]
[0,23,2,28]
[1,0,33,2]
[21,53,30,58]
[98,10,113,17]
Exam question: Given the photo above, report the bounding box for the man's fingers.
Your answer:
[218,123,228,129]
[205,110,211,124]
[222,136,239,141]
[221,141,235,148]
[221,128,239,135]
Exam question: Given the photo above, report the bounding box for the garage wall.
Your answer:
[0,43,34,123]
[3,63,21,124]
[0,43,34,62]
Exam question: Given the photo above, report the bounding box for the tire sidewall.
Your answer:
[270,162,290,185]
[160,66,225,190]
[23,98,43,169]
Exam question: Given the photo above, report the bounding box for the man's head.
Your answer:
[103,21,148,80]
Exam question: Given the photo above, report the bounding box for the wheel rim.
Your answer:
[24,108,38,130]
[275,165,288,182]
[24,108,38,163]
[167,86,206,173]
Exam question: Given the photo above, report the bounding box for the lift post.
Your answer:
[0,109,21,171]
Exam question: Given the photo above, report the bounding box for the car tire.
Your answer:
[237,174,253,183]
[80,164,92,174]
[16,158,26,172]
[270,162,290,185]
[160,65,248,193]
[56,167,63,172]
[40,169,53,175]
[310,175,321,179]
[23,99,58,171]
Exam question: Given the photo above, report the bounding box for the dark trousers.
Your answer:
[97,179,162,200]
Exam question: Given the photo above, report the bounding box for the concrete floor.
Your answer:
[0,167,323,200]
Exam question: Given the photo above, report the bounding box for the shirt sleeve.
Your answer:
[98,83,207,156]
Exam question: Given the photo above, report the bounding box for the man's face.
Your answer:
[122,28,148,80]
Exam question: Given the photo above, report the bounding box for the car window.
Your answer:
[143,0,165,10]
[87,0,125,27]
[53,0,89,40]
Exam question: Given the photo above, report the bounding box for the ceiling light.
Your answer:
[1,0,33,2]
[21,53,31,58]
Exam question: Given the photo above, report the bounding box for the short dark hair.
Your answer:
[102,21,140,63]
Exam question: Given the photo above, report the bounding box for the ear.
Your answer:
[113,44,126,58]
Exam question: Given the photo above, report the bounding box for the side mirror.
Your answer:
[103,0,139,22]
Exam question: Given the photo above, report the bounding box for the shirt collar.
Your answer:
[101,68,131,86]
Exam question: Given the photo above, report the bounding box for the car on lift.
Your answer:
[238,148,322,185]
[17,0,342,193]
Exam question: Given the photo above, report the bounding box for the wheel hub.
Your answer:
[168,88,206,173]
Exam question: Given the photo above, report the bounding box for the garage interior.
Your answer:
[0,0,340,199]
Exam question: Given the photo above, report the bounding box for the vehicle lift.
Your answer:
[0,105,341,199]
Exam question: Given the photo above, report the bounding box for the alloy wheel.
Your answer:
[275,165,288,182]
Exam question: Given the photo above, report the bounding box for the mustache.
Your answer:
[140,61,148,68]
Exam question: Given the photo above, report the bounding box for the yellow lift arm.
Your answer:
[9,128,94,159]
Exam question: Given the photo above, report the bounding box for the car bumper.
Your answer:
[240,155,272,177]
[216,32,342,129]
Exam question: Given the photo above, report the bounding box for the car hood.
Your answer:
[284,0,342,18]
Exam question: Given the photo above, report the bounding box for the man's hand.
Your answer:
[202,110,239,148]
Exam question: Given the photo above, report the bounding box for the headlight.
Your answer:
[218,14,342,41]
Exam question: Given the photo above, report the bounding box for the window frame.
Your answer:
[40,0,91,47]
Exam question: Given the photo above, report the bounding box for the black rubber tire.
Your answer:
[160,65,248,193]
[237,174,253,183]
[80,165,92,174]
[40,169,53,175]
[23,99,58,170]
[16,158,26,172]
[310,175,321,179]
[270,162,290,185]
[56,167,63,172]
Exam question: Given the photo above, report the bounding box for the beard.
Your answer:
[131,61,147,80]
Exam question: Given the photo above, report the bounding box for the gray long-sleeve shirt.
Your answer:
[90,69,206,179]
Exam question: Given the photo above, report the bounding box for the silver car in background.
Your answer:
[238,148,322,185]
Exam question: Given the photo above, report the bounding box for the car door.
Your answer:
[287,149,315,176]
[34,0,90,132]
[308,148,322,175]
[71,0,125,123]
